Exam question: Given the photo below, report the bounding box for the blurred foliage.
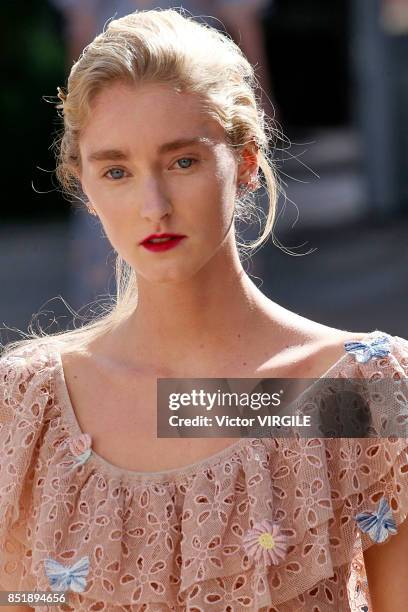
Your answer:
[2,1,67,222]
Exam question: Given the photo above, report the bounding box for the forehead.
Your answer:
[80,82,227,151]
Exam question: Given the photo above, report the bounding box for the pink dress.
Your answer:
[1,329,407,611]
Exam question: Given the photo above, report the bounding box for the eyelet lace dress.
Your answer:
[1,330,408,611]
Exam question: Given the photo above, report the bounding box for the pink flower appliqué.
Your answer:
[242,519,288,566]
[68,433,92,466]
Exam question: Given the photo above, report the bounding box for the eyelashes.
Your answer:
[103,157,199,181]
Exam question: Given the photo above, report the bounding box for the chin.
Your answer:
[137,264,200,284]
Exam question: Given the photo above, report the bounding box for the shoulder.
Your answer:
[0,341,54,381]
[0,341,65,562]
[267,331,408,603]
[305,328,369,374]
[259,318,408,385]
[259,321,370,378]
[57,345,101,390]
[306,329,408,382]
[0,341,57,419]
[319,331,408,548]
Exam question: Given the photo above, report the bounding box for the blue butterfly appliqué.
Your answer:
[72,449,92,467]
[354,496,397,543]
[44,556,90,592]
[344,334,391,363]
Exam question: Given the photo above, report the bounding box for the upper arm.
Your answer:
[363,508,408,610]
[324,331,408,610]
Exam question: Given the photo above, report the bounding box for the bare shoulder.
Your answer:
[57,345,105,404]
[305,327,369,377]
[57,321,370,381]
[58,346,93,375]
[255,307,370,378]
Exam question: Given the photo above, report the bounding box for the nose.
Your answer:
[138,176,172,223]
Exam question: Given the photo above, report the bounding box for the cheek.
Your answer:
[179,171,235,236]
[81,168,121,205]
[82,178,130,227]
[83,179,112,208]
[196,192,235,238]
[80,182,130,248]
[212,165,236,216]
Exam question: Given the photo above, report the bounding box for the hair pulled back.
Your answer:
[2,7,282,356]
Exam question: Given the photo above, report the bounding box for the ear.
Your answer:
[236,141,260,190]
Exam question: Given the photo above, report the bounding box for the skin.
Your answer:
[363,513,408,610]
[78,80,279,372]
[73,81,408,608]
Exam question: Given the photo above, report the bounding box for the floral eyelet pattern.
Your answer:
[0,330,407,611]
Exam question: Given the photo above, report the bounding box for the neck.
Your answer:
[103,245,271,373]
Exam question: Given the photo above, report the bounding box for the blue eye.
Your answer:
[105,168,126,180]
[175,158,197,169]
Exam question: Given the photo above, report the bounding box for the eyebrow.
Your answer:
[86,136,216,163]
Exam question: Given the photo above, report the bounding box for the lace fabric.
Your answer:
[0,330,407,611]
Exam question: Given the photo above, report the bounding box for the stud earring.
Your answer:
[249,176,261,190]
[86,204,98,216]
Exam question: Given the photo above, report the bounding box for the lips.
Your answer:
[141,233,185,245]
[141,236,186,252]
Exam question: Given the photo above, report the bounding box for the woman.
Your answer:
[50,0,275,312]
[0,8,407,611]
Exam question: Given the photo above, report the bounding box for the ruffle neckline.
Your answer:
[49,331,383,486]
[1,329,408,610]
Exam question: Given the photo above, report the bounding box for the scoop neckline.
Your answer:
[49,330,387,484]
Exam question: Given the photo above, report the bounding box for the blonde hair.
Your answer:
[1,7,282,359]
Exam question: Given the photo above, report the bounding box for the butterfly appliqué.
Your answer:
[354,496,397,543]
[44,556,90,592]
[344,334,391,363]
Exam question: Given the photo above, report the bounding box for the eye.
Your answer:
[104,168,127,180]
[174,157,198,170]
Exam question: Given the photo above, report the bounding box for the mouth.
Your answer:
[141,235,186,252]
[140,233,186,245]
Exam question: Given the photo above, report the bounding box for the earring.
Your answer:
[87,204,98,216]
[249,176,261,190]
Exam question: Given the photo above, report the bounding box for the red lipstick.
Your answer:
[140,233,186,252]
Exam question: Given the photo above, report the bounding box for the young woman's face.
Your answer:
[78,81,242,283]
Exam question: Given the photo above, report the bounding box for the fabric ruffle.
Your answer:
[0,331,407,611]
